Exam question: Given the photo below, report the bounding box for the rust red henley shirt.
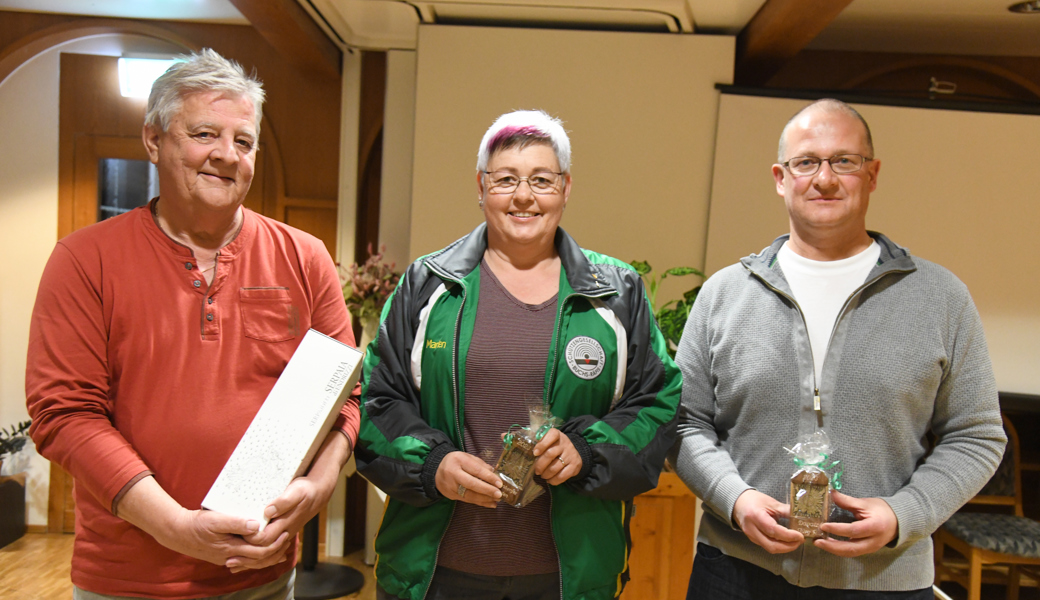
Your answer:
[26,202,360,598]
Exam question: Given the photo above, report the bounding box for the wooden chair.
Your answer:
[934,414,1040,600]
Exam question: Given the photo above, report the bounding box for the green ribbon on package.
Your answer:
[502,421,554,448]
[787,430,844,491]
[792,454,843,491]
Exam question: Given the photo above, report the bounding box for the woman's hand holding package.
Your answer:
[533,428,581,485]
[436,450,503,508]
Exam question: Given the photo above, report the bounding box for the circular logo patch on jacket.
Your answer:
[565,336,605,380]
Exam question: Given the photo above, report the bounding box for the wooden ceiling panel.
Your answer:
[735,0,853,86]
[228,0,341,79]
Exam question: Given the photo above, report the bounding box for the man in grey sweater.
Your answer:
[672,99,1006,599]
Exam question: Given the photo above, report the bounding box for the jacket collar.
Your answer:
[423,223,615,297]
[740,231,916,293]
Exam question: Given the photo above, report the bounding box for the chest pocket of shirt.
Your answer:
[239,287,297,342]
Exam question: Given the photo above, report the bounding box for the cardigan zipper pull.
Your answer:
[814,388,821,413]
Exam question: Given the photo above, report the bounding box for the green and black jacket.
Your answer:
[356,224,682,600]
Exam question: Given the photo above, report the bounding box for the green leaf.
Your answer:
[683,285,702,303]
[655,307,688,359]
[663,266,704,278]
[657,299,678,312]
[629,260,652,276]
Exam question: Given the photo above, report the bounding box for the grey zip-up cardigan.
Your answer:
[672,232,1006,591]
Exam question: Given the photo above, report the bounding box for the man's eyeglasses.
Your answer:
[781,154,874,177]
[483,171,563,195]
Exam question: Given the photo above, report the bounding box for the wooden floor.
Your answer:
[937,582,1040,600]
[4,532,1038,600]
[0,533,376,600]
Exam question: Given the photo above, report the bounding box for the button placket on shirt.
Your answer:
[181,258,206,294]
[200,257,228,340]
[181,255,222,339]
[202,291,219,337]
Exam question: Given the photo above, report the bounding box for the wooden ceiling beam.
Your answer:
[228,0,340,79]
[735,0,854,87]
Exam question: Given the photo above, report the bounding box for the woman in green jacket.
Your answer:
[356,110,681,600]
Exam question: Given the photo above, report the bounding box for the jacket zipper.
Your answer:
[544,286,613,600]
[549,487,564,600]
[749,276,821,421]
[425,262,468,450]
[450,297,466,450]
[418,261,467,600]
[420,502,456,600]
[542,292,578,600]
[750,266,913,427]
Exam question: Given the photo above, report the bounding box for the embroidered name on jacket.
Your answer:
[565,336,605,380]
[426,339,447,349]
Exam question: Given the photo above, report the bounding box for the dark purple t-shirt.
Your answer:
[437,259,560,575]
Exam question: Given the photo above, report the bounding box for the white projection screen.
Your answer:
[706,93,1040,394]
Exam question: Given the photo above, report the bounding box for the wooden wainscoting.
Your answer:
[278,197,339,259]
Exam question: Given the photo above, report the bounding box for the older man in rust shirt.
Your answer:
[26,49,359,600]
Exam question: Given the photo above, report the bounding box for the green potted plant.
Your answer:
[340,244,401,350]
[0,420,31,475]
[0,419,31,548]
[628,261,705,358]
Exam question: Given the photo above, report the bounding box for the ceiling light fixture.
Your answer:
[118,57,178,98]
[1008,0,1040,13]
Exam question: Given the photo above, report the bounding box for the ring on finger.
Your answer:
[558,456,566,465]
[457,484,467,497]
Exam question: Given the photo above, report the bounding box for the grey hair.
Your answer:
[476,110,572,173]
[777,99,874,162]
[145,48,266,133]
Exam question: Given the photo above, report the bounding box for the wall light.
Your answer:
[118,58,178,98]
[1008,0,1040,13]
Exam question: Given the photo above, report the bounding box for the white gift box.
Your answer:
[202,329,363,530]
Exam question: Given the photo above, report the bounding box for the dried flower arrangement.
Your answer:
[340,244,402,326]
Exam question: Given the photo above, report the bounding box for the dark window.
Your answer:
[98,158,157,221]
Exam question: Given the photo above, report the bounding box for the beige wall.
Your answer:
[407,25,734,304]
[378,49,418,271]
[706,94,1040,394]
[0,34,180,526]
[0,41,58,528]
